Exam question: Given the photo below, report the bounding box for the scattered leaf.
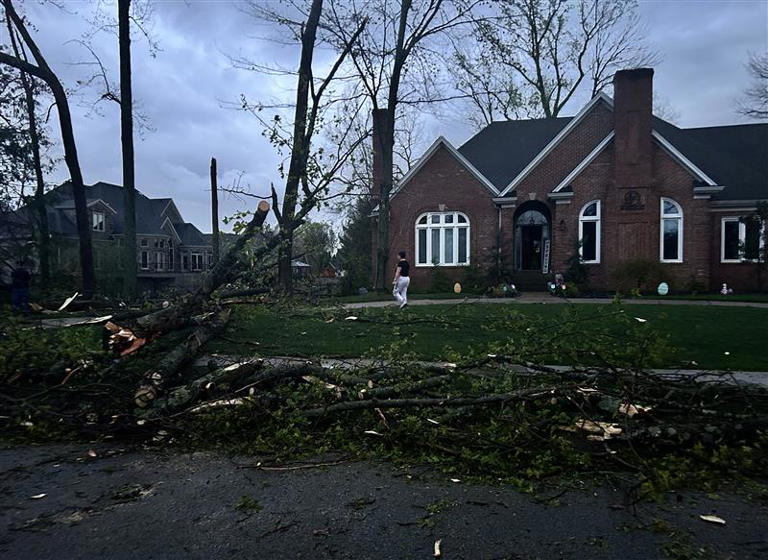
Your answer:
[30,493,46,500]
[434,539,442,558]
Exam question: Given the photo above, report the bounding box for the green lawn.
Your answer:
[210,302,768,371]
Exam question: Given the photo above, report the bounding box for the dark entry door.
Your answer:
[520,225,543,270]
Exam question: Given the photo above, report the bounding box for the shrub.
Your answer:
[564,241,589,291]
[460,264,487,295]
[612,258,668,294]
[428,265,452,293]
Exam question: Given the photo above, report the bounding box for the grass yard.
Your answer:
[211,301,768,371]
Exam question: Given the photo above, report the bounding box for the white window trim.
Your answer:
[721,216,766,263]
[415,211,471,267]
[578,200,601,264]
[156,251,164,271]
[191,252,203,271]
[92,211,105,232]
[660,197,683,263]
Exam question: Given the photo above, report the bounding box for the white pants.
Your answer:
[394,276,410,305]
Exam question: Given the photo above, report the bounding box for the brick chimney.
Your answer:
[612,68,654,189]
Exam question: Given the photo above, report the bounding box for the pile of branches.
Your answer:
[2,337,767,487]
[2,197,767,488]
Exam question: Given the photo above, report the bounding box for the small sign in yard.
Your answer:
[657,282,669,296]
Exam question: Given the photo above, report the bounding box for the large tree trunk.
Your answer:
[210,157,220,265]
[118,0,137,300]
[0,0,95,295]
[6,18,49,284]
[276,0,323,294]
[374,0,411,290]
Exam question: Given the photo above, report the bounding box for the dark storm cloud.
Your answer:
[13,0,768,232]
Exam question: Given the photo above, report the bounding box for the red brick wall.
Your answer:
[387,144,498,290]
[710,212,766,292]
[514,102,614,198]
[551,143,712,291]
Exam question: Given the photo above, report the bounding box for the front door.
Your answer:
[520,225,543,270]
[514,205,550,272]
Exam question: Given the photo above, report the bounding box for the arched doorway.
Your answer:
[514,201,551,272]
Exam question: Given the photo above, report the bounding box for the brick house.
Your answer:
[1,181,215,293]
[372,69,767,293]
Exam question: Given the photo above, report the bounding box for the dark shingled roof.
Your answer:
[456,112,766,202]
[652,120,767,202]
[37,181,213,242]
[175,222,208,246]
[457,117,572,191]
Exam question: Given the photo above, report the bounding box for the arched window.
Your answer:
[578,200,601,264]
[660,198,683,262]
[415,211,470,266]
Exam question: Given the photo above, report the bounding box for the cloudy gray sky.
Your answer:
[13,0,768,233]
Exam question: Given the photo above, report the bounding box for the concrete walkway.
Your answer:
[343,292,768,309]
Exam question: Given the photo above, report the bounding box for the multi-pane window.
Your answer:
[191,253,203,271]
[155,251,164,271]
[578,200,601,263]
[415,212,470,266]
[140,251,149,270]
[92,211,105,232]
[169,242,174,271]
[721,217,765,262]
[660,198,683,263]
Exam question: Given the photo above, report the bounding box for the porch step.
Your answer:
[510,271,551,292]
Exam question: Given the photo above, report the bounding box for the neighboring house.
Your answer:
[372,68,767,292]
[1,181,214,293]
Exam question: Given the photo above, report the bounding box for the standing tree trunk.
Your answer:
[5,18,49,284]
[0,0,94,295]
[210,157,220,264]
[118,0,137,300]
[375,0,411,290]
[276,0,324,294]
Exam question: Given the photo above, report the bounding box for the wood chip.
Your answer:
[30,493,46,499]
[699,514,726,525]
[434,539,442,558]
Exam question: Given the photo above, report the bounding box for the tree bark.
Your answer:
[5,18,49,284]
[210,157,220,265]
[375,0,411,290]
[277,0,324,294]
[134,309,231,408]
[118,0,137,300]
[0,0,95,295]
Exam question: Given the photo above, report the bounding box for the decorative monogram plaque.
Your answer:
[621,190,644,211]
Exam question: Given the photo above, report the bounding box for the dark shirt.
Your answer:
[398,260,410,277]
[11,268,31,289]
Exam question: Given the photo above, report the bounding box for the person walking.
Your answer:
[392,250,410,309]
[11,260,31,314]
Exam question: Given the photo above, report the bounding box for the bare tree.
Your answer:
[738,51,768,120]
[232,0,368,293]
[0,0,95,294]
[325,0,481,289]
[464,0,659,119]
